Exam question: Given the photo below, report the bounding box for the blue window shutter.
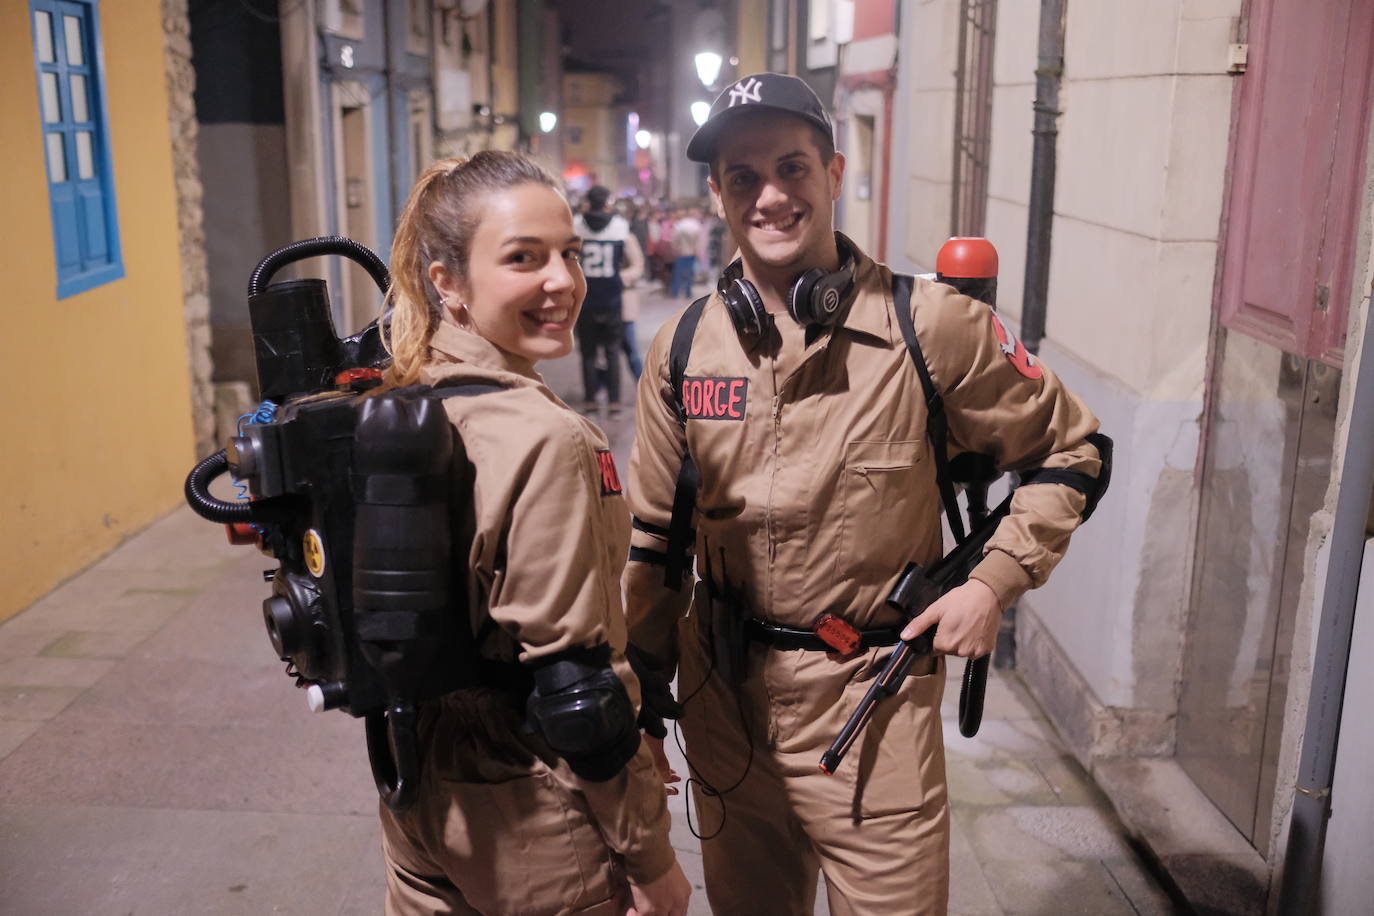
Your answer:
[31,0,124,299]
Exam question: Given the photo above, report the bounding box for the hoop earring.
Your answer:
[443,297,473,330]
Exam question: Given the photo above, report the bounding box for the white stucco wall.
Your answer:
[892,0,1241,716]
[1013,0,1241,720]
[894,0,961,267]
[982,0,1040,320]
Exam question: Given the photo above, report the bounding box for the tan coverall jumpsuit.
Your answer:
[379,322,677,915]
[624,243,1103,915]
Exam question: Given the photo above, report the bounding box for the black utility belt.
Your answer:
[743,617,903,653]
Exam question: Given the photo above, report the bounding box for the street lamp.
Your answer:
[635,129,652,149]
[695,51,723,88]
[539,111,557,133]
[690,101,711,127]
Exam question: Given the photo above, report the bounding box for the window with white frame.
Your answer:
[30,0,123,298]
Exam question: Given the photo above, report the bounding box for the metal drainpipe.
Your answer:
[382,0,401,220]
[1021,0,1066,355]
[1278,296,1374,912]
[994,0,1065,670]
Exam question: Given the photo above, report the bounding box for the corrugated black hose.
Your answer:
[184,449,256,523]
[247,235,390,299]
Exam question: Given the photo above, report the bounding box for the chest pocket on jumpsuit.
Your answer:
[839,440,925,581]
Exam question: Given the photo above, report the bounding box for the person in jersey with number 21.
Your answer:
[575,184,646,418]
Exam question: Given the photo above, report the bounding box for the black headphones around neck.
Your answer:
[716,236,858,336]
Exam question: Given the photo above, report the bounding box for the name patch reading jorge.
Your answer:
[681,376,749,420]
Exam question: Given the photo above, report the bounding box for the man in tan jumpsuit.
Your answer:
[623,73,1104,914]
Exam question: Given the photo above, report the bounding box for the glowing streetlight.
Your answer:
[690,101,711,127]
[695,51,723,88]
[635,129,652,149]
[539,111,557,133]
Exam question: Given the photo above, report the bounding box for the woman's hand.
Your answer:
[626,862,692,916]
[645,735,682,796]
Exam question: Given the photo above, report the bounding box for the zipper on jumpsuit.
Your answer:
[764,331,834,621]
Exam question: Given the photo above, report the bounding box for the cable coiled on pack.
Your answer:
[184,450,255,523]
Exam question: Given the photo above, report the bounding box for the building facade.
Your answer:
[879,0,1374,910]
[3,0,207,621]
[194,0,548,394]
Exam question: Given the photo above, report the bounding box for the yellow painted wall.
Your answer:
[0,1,195,621]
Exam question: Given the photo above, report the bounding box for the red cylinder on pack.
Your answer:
[935,237,998,306]
[225,522,260,547]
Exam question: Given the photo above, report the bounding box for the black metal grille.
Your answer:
[951,0,998,237]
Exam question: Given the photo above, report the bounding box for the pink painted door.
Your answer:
[1179,0,1374,859]
[1218,0,1374,367]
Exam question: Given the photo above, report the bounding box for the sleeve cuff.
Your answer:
[622,828,678,885]
[969,548,1033,609]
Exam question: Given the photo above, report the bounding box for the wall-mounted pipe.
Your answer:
[1021,0,1066,355]
[1278,293,1374,912]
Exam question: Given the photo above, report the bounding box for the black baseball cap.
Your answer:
[686,72,835,164]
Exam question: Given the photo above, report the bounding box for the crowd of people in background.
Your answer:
[568,188,732,415]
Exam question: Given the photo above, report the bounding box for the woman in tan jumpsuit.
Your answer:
[375,151,690,916]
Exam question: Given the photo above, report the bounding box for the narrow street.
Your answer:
[0,284,1175,915]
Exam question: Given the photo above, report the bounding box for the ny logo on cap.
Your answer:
[728,77,763,107]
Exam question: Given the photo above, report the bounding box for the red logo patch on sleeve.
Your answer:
[989,313,1043,380]
[596,449,623,496]
[681,376,748,420]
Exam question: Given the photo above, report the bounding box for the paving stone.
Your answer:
[13,585,195,634]
[961,806,1136,863]
[0,720,43,760]
[980,859,1137,915]
[94,505,241,573]
[0,685,83,722]
[1027,754,1103,807]
[4,569,154,631]
[0,656,116,689]
[0,717,376,815]
[39,628,152,659]
[946,715,1066,763]
[950,813,1003,915]
[949,757,1059,808]
[0,626,63,659]
[0,805,382,916]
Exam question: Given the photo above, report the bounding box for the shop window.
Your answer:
[30,0,123,298]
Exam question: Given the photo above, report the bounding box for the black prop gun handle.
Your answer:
[820,561,941,775]
[819,628,935,774]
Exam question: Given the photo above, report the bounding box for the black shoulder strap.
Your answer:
[891,273,968,544]
[426,380,508,399]
[662,296,711,590]
[669,296,711,421]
